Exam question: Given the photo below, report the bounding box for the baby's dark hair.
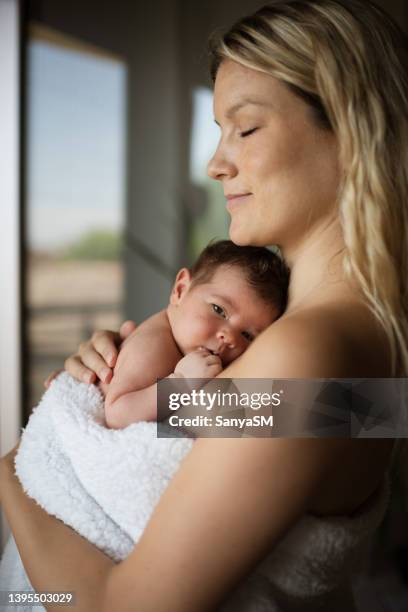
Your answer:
[190,240,290,316]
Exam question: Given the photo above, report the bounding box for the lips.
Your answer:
[225,193,252,202]
[225,193,252,211]
[206,347,224,356]
[206,348,220,355]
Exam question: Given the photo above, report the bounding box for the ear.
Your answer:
[170,268,192,305]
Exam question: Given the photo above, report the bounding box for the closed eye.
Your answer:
[212,304,227,318]
[241,330,254,341]
[240,127,258,138]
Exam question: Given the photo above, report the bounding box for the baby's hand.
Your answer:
[174,348,223,379]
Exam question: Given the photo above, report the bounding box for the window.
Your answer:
[25,24,127,414]
[188,87,229,260]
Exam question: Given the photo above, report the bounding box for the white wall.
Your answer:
[0,0,22,551]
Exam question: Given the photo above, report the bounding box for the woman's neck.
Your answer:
[284,217,358,313]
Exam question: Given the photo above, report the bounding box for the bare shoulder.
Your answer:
[229,300,392,378]
[113,310,182,383]
[223,302,394,516]
[122,310,172,343]
[120,311,178,357]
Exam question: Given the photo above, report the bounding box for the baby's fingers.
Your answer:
[205,355,222,366]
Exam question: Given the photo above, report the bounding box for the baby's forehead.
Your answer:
[193,263,281,315]
[203,262,250,284]
[199,268,252,296]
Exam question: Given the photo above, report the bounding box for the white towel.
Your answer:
[0,373,390,611]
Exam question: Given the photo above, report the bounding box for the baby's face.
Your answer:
[169,265,279,365]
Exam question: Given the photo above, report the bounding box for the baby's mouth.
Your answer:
[203,347,224,358]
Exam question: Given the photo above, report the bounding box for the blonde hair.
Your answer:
[210,0,408,376]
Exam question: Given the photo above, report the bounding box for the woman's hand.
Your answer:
[44,321,136,388]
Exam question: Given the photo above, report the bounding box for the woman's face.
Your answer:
[208,60,340,254]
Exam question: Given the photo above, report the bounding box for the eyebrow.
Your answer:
[214,98,273,126]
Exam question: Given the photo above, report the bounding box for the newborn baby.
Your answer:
[104,240,289,428]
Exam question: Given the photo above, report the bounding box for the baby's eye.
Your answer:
[241,330,254,342]
[212,304,226,318]
[240,127,258,138]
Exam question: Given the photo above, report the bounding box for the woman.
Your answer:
[1,0,407,610]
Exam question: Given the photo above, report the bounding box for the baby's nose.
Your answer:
[217,328,236,348]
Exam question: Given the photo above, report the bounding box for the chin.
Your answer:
[228,223,252,246]
[229,236,251,247]
[229,225,269,248]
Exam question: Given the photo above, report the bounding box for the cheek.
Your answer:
[235,343,247,358]
[225,342,248,364]
[183,312,215,339]
[259,137,304,185]
[252,128,338,215]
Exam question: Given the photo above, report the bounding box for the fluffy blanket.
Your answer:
[0,373,391,611]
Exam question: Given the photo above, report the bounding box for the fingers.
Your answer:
[63,325,132,385]
[204,356,222,367]
[207,359,223,371]
[195,348,222,367]
[64,355,98,384]
[43,369,63,389]
[75,342,114,384]
[119,320,137,341]
[89,330,119,368]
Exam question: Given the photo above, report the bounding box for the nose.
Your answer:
[216,327,237,349]
[207,143,237,181]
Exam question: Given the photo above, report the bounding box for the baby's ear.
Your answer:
[170,268,192,305]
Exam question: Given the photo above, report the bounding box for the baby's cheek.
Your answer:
[224,344,247,365]
[175,314,203,348]
[187,315,215,343]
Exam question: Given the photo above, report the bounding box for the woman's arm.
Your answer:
[2,435,347,612]
[0,447,113,610]
[2,315,371,611]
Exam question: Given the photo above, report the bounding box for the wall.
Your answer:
[0,0,22,553]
